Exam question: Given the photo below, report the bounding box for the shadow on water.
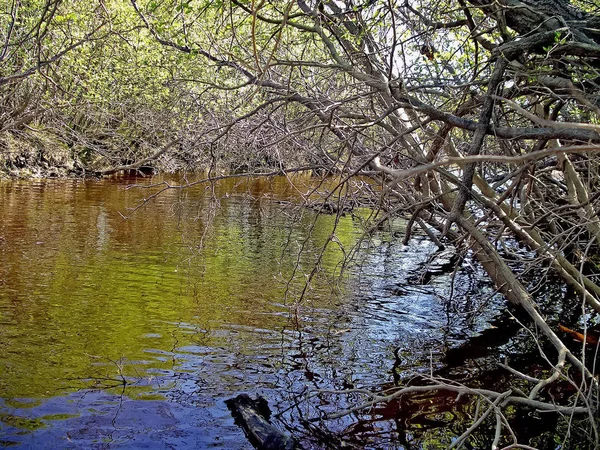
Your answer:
[0,173,591,449]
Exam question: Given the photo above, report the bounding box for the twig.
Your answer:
[309,383,590,422]
[448,390,511,450]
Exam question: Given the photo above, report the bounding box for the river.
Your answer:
[0,173,536,449]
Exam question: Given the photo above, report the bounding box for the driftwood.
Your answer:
[225,394,295,450]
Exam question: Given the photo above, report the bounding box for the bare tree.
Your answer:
[132,0,600,445]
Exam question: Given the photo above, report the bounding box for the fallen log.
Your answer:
[225,394,295,450]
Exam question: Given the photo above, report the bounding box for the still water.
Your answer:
[0,174,499,449]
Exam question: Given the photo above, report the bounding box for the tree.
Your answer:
[1,0,599,445]
[129,0,600,446]
[0,0,111,171]
[0,0,200,175]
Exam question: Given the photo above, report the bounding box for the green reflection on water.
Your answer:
[0,174,361,400]
[0,414,45,431]
[39,413,80,421]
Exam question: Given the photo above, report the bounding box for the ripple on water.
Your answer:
[0,175,506,449]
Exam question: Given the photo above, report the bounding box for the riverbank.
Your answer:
[0,129,185,180]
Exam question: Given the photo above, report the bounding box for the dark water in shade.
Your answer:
[0,174,504,449]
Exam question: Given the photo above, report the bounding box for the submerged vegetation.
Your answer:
[2,0,600,447]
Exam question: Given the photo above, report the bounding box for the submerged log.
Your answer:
[559,324,600,345]
[225,394,295,450]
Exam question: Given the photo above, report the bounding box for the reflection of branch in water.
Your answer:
[109,377,128,441]
[304,377,591,447]
[68,355,152,392]
[121,167,318,219]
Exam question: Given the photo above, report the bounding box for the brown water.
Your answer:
[0,174,505,449]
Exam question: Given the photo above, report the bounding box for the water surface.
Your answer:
[0,174,502,448]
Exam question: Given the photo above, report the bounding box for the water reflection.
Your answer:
[0,174,500,448]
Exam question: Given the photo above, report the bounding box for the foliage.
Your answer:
[1,0,600,447]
